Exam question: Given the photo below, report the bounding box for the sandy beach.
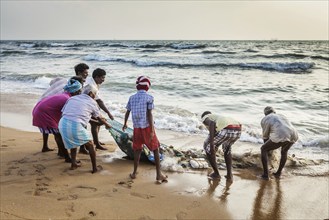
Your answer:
[1,93,328,220]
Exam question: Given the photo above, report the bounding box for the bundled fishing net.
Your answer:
[106,119,163,162]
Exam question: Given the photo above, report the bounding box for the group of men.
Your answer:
[33,62,298,182]
[33,63,113,173]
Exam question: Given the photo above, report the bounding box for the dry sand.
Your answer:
[0,93,328,219]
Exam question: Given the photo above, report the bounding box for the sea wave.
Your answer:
[0,73,65,83]
[239,62,315,73]
[84,54,315,73]
[302,135,329,148]
[18,41,88,48]
[252,53,329,61]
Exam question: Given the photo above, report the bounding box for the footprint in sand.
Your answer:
[65,203,75,217]
[89,211,96,217]
[33,176,51,196]
[138,216,152,220]
[176,211,188,220]
[71,185,97,194]
[186,201,201,210]
[130,192,155,199]
[57,194,78,201]
[118,180,134,188]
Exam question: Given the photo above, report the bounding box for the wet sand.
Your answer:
[0,93,328,219]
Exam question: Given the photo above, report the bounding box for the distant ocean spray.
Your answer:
[1,40,328,174]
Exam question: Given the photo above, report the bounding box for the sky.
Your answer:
[1,1,328,40]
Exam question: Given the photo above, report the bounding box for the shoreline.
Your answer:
[1,126,328,219]
[1,93,329,219]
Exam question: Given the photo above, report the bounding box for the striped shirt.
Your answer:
[126,90,154,128]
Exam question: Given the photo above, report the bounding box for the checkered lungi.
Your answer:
[38,127,59,134]
[204,128,241,155]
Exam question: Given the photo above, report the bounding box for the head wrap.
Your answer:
[83,84,98,96]
[63,79,82,94]
[264,106,276,115]
[136,76,151,91]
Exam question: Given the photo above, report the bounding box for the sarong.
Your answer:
[58,118,91,149]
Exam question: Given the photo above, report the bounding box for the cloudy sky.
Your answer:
[1,1,328,40]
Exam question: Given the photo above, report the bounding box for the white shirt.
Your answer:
[261,113,298,143]
[61,94,101,127]
[39,77,67,101]
[84,77,101,100]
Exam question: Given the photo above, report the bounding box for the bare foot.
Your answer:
[42,148,54,152]
[96,145,108,151]
[208,172,221,180]
[130,173,137,179]
[156,174,168,184]
[92,165,103,174]
[99,142,106,145]
[70,162,81,170]
[273,172,281,179]
[258,174,270,180]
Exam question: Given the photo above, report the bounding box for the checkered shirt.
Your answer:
[126,90,154,128]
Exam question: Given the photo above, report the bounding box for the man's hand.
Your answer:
[108,113,114,120]
[122,124,127,131]
[104,123,111,130]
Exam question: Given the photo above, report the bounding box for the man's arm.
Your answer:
[261,118,270,142]
[122,110,130,131]
[97,116,112,129]
[96,99,114,120]
[208,119,216,155]
[147,109,155,141]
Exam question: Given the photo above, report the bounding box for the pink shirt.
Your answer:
[32,92,71,129]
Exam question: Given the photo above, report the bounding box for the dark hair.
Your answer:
[92,68,106,78]
[74,63,89,75]
[70,76,85,85]
[201,111,212,119]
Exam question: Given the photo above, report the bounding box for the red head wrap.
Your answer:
[136,76,151,91]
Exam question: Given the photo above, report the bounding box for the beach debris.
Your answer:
[118,180,133,188]
[189,158,209,169]
[106,120,326,173]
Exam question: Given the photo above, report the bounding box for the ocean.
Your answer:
[1,40,328,175]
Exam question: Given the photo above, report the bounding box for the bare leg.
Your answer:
[206,152,221,179]
[130,149,142,179]
[274,142,293,178]
[41,133,53,152]
[154,148,167,182]
[85,141,99,173]
[79,145,89,154]
[91,122,107,150]
[261,140,280,180]
[54,133,71,163]
[70,148,80,170]
[224,150,233,180]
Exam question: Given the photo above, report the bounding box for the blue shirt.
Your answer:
[126,90,154,128]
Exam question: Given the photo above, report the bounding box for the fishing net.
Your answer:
[106,119,160,161]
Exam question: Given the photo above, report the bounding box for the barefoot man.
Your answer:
[201,111,241,181]
[260,106,298,180]
[59,85,111,173]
